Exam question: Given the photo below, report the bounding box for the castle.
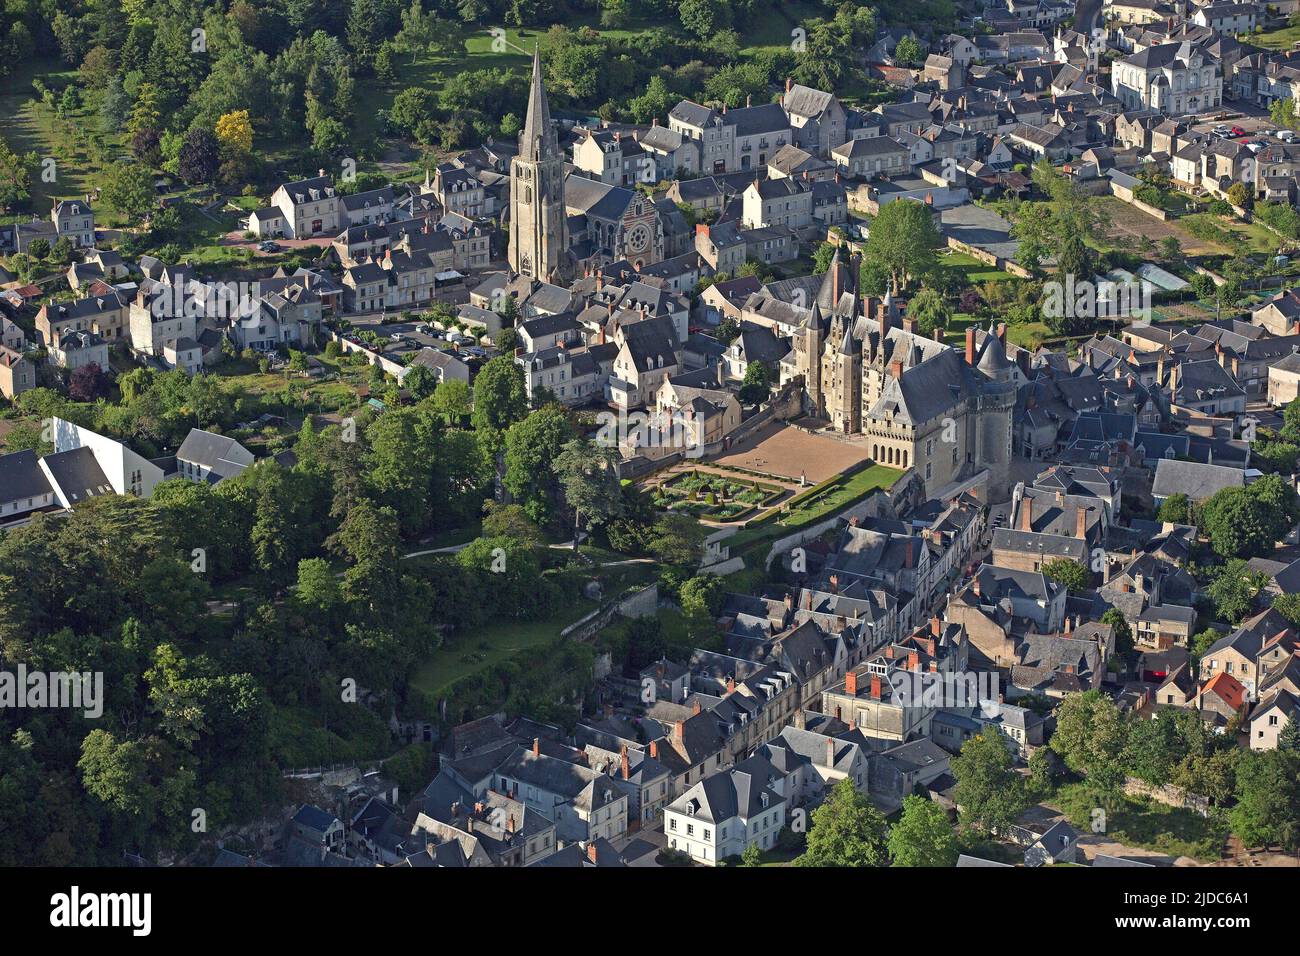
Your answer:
[781,250,1016,500]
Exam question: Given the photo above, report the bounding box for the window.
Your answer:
[669,818,677,831]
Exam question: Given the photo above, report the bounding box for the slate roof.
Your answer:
[1151,459,1244,501]
[0,449,53,502]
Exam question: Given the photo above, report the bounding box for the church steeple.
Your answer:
[508,46,568,282]
[521,47,557,162]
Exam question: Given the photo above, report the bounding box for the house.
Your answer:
[491,740,628,844]
[0,449,58,525]
[42,417,164,502]
[1198,670,1248,726]
[286,805,345,860]
[175,429,255,485]
[831,136,911,179]
[667,99,792,174]
[782,82,848,157]
[755,725,869,809]
[1111,42,1223,115]
[1151,458,1245,505]
[51,199,95,247]
[0,345,35,399]
[1191,3,1260,35]
[37,291,129,345]
[663,755,785,865]
[1250,688,1296,750]
[1023,820,1080,866]
[49,329,109,371]
[1199,608,1296,701]
[270,174,340,239]
[740,177,813,230]
[1267,352,1300,406]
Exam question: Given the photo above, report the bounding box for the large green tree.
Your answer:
[797,778,889,866]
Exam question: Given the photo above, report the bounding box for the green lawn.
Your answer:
[1051,783,1228,863]
[409,598,600,699]
[1251,25,1300,50]
[731,463,903,553]
[0,58,130,223]
[941,250,1016,285]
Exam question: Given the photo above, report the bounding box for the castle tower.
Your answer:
[798,301,826,415]
[509,49,568,282]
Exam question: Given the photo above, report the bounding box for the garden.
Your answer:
[653,469,786,522]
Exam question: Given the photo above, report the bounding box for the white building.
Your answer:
[663,757,786,865]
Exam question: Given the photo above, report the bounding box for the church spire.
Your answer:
[521,46,556,160]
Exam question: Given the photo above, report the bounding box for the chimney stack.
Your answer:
[825,738,836,767]
[908,650,920,671]
[845,670,858,695]
[692,698,702,716]
[904,537,914,568]
[870,674,882,699]
[673,720,684,741]
[532,737,540,757]
[931,615,941,637]
[890,358,904,380]
[1075,506,1088,541]
[1020,497,1033,532]
[620,746,630,780]
[830,574,840,594]
[587,842,599,864]
[965,326,976,365]
[649,740,659,759]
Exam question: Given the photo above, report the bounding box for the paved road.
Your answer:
[1075,0,1103,35]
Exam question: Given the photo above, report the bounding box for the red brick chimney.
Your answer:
[926,637,937,657]
[904,538,914,568]
[532,737,540,757]
[931,615,941,637]
[908,650,920,670]
[726,675,736,694]
[620,746,630,780]
[1020,497,1033,532]
[829,574,840,593]
[965,326,976,364]
[673,720,684,741]
[870,674,882,699]
[890,358,904,379]
[587,842,599,864]
[1075,506,1088,540]
[845,670,858,695]
[972,576,981,598]
[692,699,702,716]
[649,740,659,759]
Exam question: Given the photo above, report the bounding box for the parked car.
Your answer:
[1212,125,1231,137]
[258,241,280,252]
[1229,125,1246,137]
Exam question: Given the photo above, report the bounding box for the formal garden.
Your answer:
[653,469,786,521]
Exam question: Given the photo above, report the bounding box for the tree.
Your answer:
[647,512,707,568]
[295,557,341,611]
[429,379,472,425]
[951,726,1029,834]
[894,35,924,67]
[864,199,941,293]
[1273,592,1300,628]
[739,842,763,866]
[402,363,438,401]
[1230,749,1300,849]
[0,140,36,212]
[503,404,577,525]
[797,778,889,866]
[69,363,110,402]
[1159,235,1182,262]
[1205,559,1267,625]
[739,361,772,404]
[887,795,958,867]
[1042,558,1090,593]
[214,110,254,158]
[1101,608,1133,656]
[553,437,624,546]
[1157,492,1191,524]
[1271,96,1298,132]
[906,287,950,337]
[101,161,156,220]
[481,501,542,544]
[178,127,220,184]
[472,356,528,456]
[1200,476,1299,559]
[1050,690,1128,793]
[679,0,731,39]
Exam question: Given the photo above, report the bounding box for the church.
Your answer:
[781,250,1016,500]
[508,51,666,281]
